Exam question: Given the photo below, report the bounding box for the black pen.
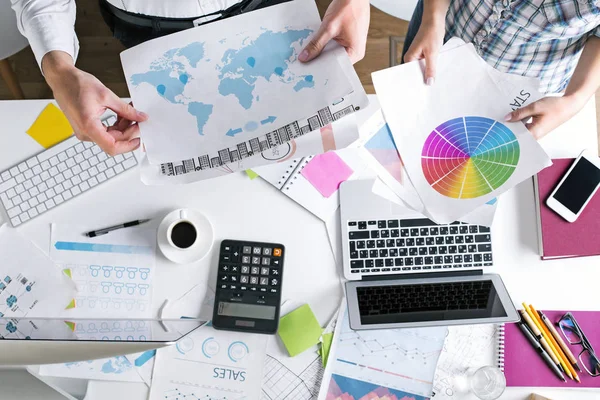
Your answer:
[518,321,566,382]
[84,219,151,237]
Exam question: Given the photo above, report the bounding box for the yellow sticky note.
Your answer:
[278,304,322,357]
[320,332,334,367]
[26,103,73,148]
[245,169,259,180]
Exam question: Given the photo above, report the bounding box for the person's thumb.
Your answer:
[505,102,536,122]
[299,24,335,63]
[424,50,438,86]
[106,92,148,122]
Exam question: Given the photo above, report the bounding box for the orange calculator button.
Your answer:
[273,248,282,257]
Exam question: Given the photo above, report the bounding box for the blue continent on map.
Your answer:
[129,29,316,137]
[218,29,313,109]
[130,42,214,135]
[101,356,132,374]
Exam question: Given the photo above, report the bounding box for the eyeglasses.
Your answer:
[558,312,600,377]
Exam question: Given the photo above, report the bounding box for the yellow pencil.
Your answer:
[529,304,581,383]
[522,303,574,381]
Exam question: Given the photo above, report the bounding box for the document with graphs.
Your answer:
[149,325,268,400]
[121,0,367,166]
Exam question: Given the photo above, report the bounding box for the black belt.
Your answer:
[102,0,268,32]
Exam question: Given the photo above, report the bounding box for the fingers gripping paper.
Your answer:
[372,44,551,223]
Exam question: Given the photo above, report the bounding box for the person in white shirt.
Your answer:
[11,0,370,156]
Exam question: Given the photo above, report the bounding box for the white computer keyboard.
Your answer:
[0,136,137,227]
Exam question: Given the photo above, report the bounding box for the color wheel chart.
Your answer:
[421,117,520,199]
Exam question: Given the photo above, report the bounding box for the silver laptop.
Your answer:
[341,179,518,330]
[0,317,206,365]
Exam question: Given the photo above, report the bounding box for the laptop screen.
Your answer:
[355,278,508,326]
[0,318,206,342]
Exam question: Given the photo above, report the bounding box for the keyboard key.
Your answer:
[123,158,137,169]
[478,244,492,252]
[400,229,409,237]
[394,258,403,266]
[379,249,388,258]
[368,220,376,226]
[370,230,379,238]
[358,221,367,230]
[380,230,389,238]
[369,250,378,258]
[459,226,469,234]
[410,228,419,236]
[389,248,398,257]
[375,259,383,267]
[71,186,81,196]
[7,207,20,218]
[385,259,394,267]
[349,231,369,240]
[79,181,90,192]
[475,234,491,242]
[378,221,386,229]
[114,164,125,174]
[97,172,107,182]
[15,184,24,194]
[351,260,364,269]
[387,220,399,228]
[88,177,99,187]
[479,226,491,233]
[376,240,385,248]
[367,240,375,248]
[45,199,56,209]
[15,174,25,184]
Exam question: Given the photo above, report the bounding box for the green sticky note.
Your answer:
[278,304,322,357]
[320,332,334,367]
[245,169,259,180]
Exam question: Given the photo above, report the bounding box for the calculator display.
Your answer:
[218,301,276,320]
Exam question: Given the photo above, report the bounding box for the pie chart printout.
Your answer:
[421,117,520,199]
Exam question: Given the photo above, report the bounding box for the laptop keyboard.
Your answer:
[347,218,492,275]
[357,280,493,315]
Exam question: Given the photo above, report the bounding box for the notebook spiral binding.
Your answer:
[497,324,506,372]
[279,156,313,190]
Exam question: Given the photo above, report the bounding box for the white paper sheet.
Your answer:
[149,325,268,400]
[121,0,362,165]
[50,224,156,319]
[261,301,324,400]
[39,356,144,383]
[160,284,215,321]
[372,43,551,224]
[140,113,361,185]
[318,305,447,400]
[433,324,499,399]
[255,147,371,222]
[0,225,76,339]
[355,109,424,212]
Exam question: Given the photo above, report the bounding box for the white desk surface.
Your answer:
[0,95,597,400]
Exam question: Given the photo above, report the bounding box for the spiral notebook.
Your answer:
[254,149,368,222]
[502,310,600,388]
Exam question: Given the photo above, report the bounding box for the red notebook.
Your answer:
[534,158,600,260]
[503,310,600,388]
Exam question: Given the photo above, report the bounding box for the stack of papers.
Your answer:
[120,0,368,185]
[370,39,552,224]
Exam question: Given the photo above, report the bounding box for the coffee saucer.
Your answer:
[157,209,214,264]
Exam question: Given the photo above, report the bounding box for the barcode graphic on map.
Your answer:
[159,104,356,176]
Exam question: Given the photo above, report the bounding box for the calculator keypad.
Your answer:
[217,241,284,296]
[214,240,285,334]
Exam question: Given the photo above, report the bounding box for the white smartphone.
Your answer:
[546,149,600,222]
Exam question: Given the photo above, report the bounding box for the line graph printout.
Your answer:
[318,306,447,400]
[433,324,499,399]
[372,43,551,224]
[149,325,268,400]
[121,0,358,165]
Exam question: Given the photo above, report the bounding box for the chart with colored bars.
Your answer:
[421,117,520,199]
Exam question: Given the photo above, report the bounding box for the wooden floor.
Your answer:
[1,0,599,140]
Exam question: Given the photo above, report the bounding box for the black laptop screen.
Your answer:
[356,279,507,325]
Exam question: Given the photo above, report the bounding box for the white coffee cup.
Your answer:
[166,209,199,250]
[158,208,213,264]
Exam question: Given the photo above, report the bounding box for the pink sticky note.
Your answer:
[301,152,354,198]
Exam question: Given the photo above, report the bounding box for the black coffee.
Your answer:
[171,221,197,249]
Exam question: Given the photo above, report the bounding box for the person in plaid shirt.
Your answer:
[403,0,600,139]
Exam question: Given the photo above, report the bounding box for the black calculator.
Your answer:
[212,240,285,334]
